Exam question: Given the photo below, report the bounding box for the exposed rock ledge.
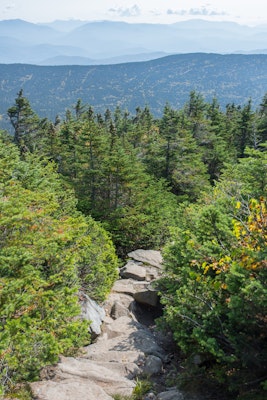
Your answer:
[30,250,183,400]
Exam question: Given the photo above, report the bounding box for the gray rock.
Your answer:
[134,289,159,307]
[111,300,131,319]
[143,355,163,375]
[84,347,145,364]
[111,280,159,308]
[101,316,143,339]
[55,356,135,397]
[30,379,113,400]
[104,293,134,317]
[88,360,140,379]
[145,265,163,281]
[112,279,136,296]
[85,316,165,360]
[126,329,165,359]
[157,389,184,400]
[120,260,147,281]
[128,249,163,268]
[80,292,105,336]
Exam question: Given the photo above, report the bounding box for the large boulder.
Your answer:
[112,280,159,308]
[128,249,163,268]
[79,292,105,336]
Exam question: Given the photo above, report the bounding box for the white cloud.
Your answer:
[167,9,187,16]
[109,4,141,18]
[167,6,228,17]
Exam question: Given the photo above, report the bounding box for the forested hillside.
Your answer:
[0,53,267,129]
[0,90,266,399]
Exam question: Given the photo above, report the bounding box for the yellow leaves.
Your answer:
[232,198,267,271]
[236,201,241,210]
[233,221,241,239]
[202,255,232,276]
[202,261,210,275]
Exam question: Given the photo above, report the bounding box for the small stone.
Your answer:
[143,355,163,375]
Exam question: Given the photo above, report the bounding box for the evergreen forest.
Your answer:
[0,89,266,399]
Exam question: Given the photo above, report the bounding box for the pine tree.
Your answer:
[7,90,40,153]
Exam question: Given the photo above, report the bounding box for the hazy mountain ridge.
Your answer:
[0,53,266,129]
[1,19,267,64]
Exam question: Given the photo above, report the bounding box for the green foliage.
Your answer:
[218,147,267,198]
[112,377,152,400]
[7,90,42,153]
[143,102,210,200]
[31,103,180,256]
[132,377,152,399]
[104,174,178,257]
[76,215,118,302]
[0,135,118,394]
[160,194,267,396]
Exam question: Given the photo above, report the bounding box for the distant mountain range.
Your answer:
[0,53,266,130]
[1,19,267,65]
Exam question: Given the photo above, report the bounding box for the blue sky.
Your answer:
[0,1,266,25]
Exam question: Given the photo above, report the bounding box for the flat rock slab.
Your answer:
[83,347,145,364]
[52,356,135,397]
[128,249,163,268]
[94,331,165,360]
[120,260,147,281]
[30,379,113,400]
[112,279,136,296]
[102,315,142,339]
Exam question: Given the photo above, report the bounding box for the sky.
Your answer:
[0,0,267,26]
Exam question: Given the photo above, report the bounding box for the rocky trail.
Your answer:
[29,250,191,400]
